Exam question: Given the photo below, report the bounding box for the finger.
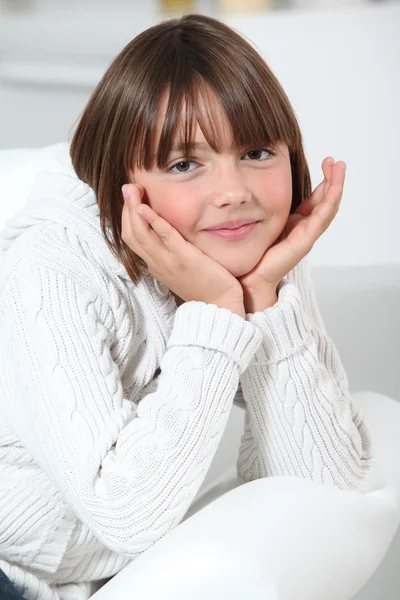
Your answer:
[123,184,183,248]
[134,204,187,256]
[295,182,324,216]
[122,184,164,248]
[121,187,165,260]
[297,159,345,217]
[121,186,148,243]
[122,183,147,214]
[310,201,337,232]
[307,189,341,237]
[295,157,334,217]
[121,199,151,263]
[320,161,346,211]
[135,204,174,242]
[322,156,335,183]
[305,161,346,234]
[331,160,347,187]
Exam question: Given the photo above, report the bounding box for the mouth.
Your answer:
[204,221,260,241]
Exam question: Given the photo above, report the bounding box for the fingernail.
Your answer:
[121,185,129,201]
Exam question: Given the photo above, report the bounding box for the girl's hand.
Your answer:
[121,183,245,317]
[238,158,346,312]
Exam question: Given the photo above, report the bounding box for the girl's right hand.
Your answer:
[121,183,245,318]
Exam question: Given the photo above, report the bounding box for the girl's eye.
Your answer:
[243,149,272,161]
[167,148,273,174]
[168,160,197,174]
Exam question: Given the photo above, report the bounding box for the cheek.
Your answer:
[139,182,188,229]
[152,193,197,234]
[161,204,189,231]
[260,169,292,213]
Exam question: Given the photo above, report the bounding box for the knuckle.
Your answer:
[158,223,173,243]
[159,232,170,243]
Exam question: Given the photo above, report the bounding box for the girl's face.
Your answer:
[131,93,292,279]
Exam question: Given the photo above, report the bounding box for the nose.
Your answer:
[209,164,251,207]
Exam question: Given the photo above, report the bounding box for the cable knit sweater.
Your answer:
[0,159,375,600]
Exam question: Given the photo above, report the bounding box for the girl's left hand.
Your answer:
[238,157,346,310]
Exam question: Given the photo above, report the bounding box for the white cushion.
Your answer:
[0,142,73,231]
[91,392,400,600]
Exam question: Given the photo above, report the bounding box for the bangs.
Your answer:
[129,73,296,172]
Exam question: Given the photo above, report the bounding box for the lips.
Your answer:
[204,221,259,241]
[205,219,259,231]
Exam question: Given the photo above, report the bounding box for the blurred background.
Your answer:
[0,0,399,268]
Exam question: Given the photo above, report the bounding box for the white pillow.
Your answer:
[0,142,74,231]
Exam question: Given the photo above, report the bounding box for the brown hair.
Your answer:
[70,13,311,285]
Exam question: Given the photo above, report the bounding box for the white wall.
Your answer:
[0,1,399,267]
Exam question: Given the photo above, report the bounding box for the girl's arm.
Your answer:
[1,257,263,558]
[236,256,375,491]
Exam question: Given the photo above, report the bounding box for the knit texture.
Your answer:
[0,167,375,600]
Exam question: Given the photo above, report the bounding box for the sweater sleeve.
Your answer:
[236,256,375,491]
[0,258,263,557]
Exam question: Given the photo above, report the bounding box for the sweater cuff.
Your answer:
[246,283,315,365]
[167,301,263,374]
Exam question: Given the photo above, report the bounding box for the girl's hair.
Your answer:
[70,13,311,285]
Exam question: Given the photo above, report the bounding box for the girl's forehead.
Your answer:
[154,89,233,149]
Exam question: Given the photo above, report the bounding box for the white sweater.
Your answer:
[0,162,374,600]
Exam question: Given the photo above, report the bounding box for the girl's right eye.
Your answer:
[168,160,197,174]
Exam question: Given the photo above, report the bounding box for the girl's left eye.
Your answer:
[242,149,272,161]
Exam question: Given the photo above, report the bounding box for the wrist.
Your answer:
[243,287,278,314]
[212,289,245,319]
[218,301,245,319]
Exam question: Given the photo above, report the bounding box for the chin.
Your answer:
[220,257,261,278]
[229,266,256,278]
[196,241,266,278]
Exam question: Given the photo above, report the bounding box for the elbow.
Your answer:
[93,507,184,557]
[86,479,193,556]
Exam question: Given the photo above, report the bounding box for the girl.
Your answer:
[0,13,374,600]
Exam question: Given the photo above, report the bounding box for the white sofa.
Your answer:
[1,143,400,600]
